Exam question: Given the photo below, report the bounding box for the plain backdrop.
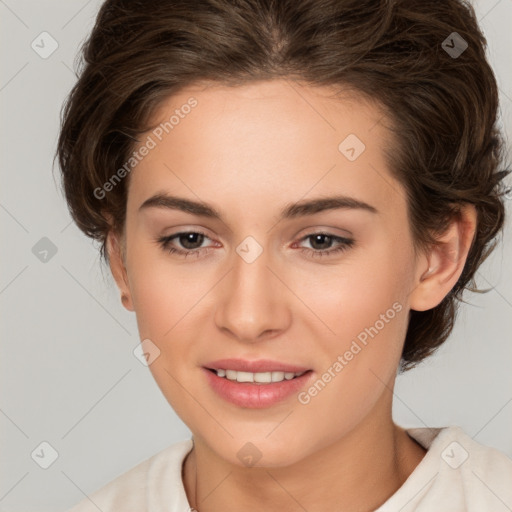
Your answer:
[1,0,511,510]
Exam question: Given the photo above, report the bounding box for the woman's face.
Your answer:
[114,79,424,466]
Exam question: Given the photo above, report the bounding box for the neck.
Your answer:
[182,394,426,512]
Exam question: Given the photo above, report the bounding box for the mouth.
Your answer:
[202,366,315,408]
[205,367,311,384]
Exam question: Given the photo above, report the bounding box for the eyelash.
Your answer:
[155,230,355,259]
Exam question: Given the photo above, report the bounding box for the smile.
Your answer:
[208,368,308,384]
[202,367,314,408]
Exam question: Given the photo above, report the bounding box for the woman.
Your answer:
[58,0,512,510]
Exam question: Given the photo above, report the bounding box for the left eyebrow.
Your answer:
[138,192,379,221]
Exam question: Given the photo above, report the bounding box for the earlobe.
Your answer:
[106,230,134,312]
[409,204,477,312]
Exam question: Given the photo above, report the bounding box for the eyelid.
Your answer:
[156,228,355,259]
[293,225,354,240]
[157,226,352,246]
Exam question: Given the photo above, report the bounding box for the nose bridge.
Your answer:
[214,234,289,341]
[233,236,272,295]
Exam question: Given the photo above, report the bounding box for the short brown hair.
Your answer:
[55,0,510,371]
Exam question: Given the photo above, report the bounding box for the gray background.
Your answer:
[1,0,511,510]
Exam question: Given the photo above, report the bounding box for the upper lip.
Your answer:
[204,358,311,373]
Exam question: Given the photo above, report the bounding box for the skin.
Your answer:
[107,79,477,511]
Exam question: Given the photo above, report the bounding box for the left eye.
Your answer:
[295,233,355,257]
[155,231,355,259]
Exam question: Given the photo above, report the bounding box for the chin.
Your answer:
[209,434,317,469]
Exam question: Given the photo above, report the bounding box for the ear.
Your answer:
[106,229,135,312]
[409,203,477,311]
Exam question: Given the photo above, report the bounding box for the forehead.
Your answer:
[127,79,405,223]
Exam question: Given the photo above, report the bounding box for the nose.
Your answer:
[214,247,291,343]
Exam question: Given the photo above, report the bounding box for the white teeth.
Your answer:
[214,369,306,383]
[225,369,237,380]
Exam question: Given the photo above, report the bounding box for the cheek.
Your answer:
[305,252,408,331]
[126,235,212,335]
[126,242,180,340]
[130,272,199,343]
[292,259,409,434]
[304,246,412,376]
[126,250,205,415]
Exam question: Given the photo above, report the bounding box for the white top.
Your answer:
[66,425,512,512]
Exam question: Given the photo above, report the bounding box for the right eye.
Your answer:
[155,230,216,258]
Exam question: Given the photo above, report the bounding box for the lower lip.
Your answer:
[202,367,314,409]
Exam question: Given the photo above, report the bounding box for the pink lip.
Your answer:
[203,358,311,373]
[202,367,314,408]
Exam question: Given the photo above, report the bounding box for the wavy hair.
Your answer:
[55,0,510,371]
